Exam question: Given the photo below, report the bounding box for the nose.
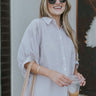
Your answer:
[55,0,61,4]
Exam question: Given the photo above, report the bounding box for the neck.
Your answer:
[52,15,61,29]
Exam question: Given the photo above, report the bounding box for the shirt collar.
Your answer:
[42,17,55,24]
[42,17,63,29]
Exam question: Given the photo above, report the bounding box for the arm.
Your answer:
[74,64,78,75]
[74,64,86,86]
[24,61,72,87]
[24,61,52,78]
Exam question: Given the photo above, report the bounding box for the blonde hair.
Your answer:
[40,0,78,60]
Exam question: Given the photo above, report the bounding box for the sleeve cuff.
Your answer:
[21,56,34,78]
[75,60,79,69]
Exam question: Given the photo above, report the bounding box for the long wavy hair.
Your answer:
[40,0,78,60]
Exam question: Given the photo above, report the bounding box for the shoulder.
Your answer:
[25,18,40,32]
[27,18,44,29]
[24,18,43,36]
[29,18,41,27]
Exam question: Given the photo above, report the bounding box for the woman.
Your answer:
[17,0,86,96]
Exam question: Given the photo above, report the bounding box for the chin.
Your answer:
[51,11,63,16]
[54,14,62,16]
[54,13,63,16]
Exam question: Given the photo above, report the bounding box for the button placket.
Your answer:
[59,35,62,40]
[58,29,67,72]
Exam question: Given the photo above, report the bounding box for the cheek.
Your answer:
[48,4,53,12]
[62,3,66,8]
[62,3,66,10]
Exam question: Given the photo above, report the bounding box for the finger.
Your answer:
[80,81,83,86]
[60,80,68,86]
[77,73,85,81]
[61,77,71,85]
[83,80,86,86]
[80,80,86,86]
[63,75,72,83]
[80,74,85,81]
[77,73,82,79]
[80,83,83,86]
[57,80,68,87]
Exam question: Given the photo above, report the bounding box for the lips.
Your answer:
[53,6,62,9]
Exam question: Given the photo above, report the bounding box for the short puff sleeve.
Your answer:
[17,19,40,78]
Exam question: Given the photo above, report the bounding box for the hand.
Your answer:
[75,72,86,86]
[48,70,72,87]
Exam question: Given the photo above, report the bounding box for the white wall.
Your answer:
[11,0,41,96]
[11,0,76,96]
[69,0,77,32]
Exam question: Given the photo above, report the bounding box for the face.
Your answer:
[47,0,66,17]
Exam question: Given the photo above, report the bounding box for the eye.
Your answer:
[48,0,56,4]
[60,0,66,3]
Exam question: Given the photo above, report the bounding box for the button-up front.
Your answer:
[17,17,79,96]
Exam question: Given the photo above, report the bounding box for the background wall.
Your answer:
[10,0,76,96]
[78,0,96,95]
